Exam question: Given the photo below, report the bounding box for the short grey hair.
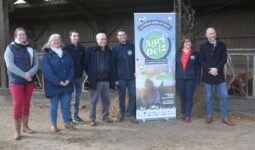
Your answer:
[96,33,106,39]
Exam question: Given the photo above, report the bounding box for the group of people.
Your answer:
[176,27,235,126]
[4,28,137,140]
[4,26,234,141]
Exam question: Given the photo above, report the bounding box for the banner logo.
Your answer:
[140,34,171,60]
[138,16,173,64]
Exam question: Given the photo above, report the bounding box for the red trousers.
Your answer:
[10,82,35,120]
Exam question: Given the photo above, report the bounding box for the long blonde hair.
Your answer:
[42,33,64,51]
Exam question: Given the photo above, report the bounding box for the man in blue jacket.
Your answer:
[64,31,85,124]
[199,27,235,126]
[112,29,138,124]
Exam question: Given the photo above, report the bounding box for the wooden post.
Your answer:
[253,57,255,97]
[246,56,249,97]
[0,0,9,88]
[176,0,182,45]
[174,0,182,117]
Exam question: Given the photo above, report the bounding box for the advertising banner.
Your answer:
[134,13,176,121]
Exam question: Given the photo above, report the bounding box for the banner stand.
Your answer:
[134,13,177,121]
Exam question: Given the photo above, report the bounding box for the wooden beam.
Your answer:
[0,0,10,88]
[11,12,81,19]
[11,5,172,19]
[24,0,45,4]
[67,0,102,32]
[33,24,50,43]
[106,16,128,37]
[92,5,172,14]
[196,0,243,15]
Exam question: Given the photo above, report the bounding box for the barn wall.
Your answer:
[9,8,255,51]
[9,16,134,51]
[194,8,255,49]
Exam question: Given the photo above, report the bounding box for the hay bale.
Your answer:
[108,89,129,119]
[192,84,206,118]
[176,84,206,118]
[109,97,120,119]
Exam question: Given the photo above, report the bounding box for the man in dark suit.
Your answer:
[199,27,235,126]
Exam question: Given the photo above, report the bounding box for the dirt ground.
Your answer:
[0,89,255,150]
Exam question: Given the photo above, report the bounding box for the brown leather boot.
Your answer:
[117,115,124,122]
[14,119,22,140]
[221,118,235,126]
[64,123,77,130]
[103,118,113,123]
[129,117,139,124]
[205,116,213,124]
[22,115,34,134]
[90,121,97,127]
[51,124,60,133]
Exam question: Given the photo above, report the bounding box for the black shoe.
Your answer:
[69,119,78,126]
[73,117,85,124]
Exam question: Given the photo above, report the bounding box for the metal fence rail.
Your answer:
[227,48,255,97]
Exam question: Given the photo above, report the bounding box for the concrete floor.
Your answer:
[0,89,255,150]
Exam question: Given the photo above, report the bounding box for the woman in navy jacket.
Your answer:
[41,34,76,132]
[176,37,200,123]
[4,27,39,140]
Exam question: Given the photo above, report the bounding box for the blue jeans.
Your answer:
[70,78,83,120]
[204,82,228,118]
[176,79,196,118]
[50,93,71,124]
[118,79,136,117]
